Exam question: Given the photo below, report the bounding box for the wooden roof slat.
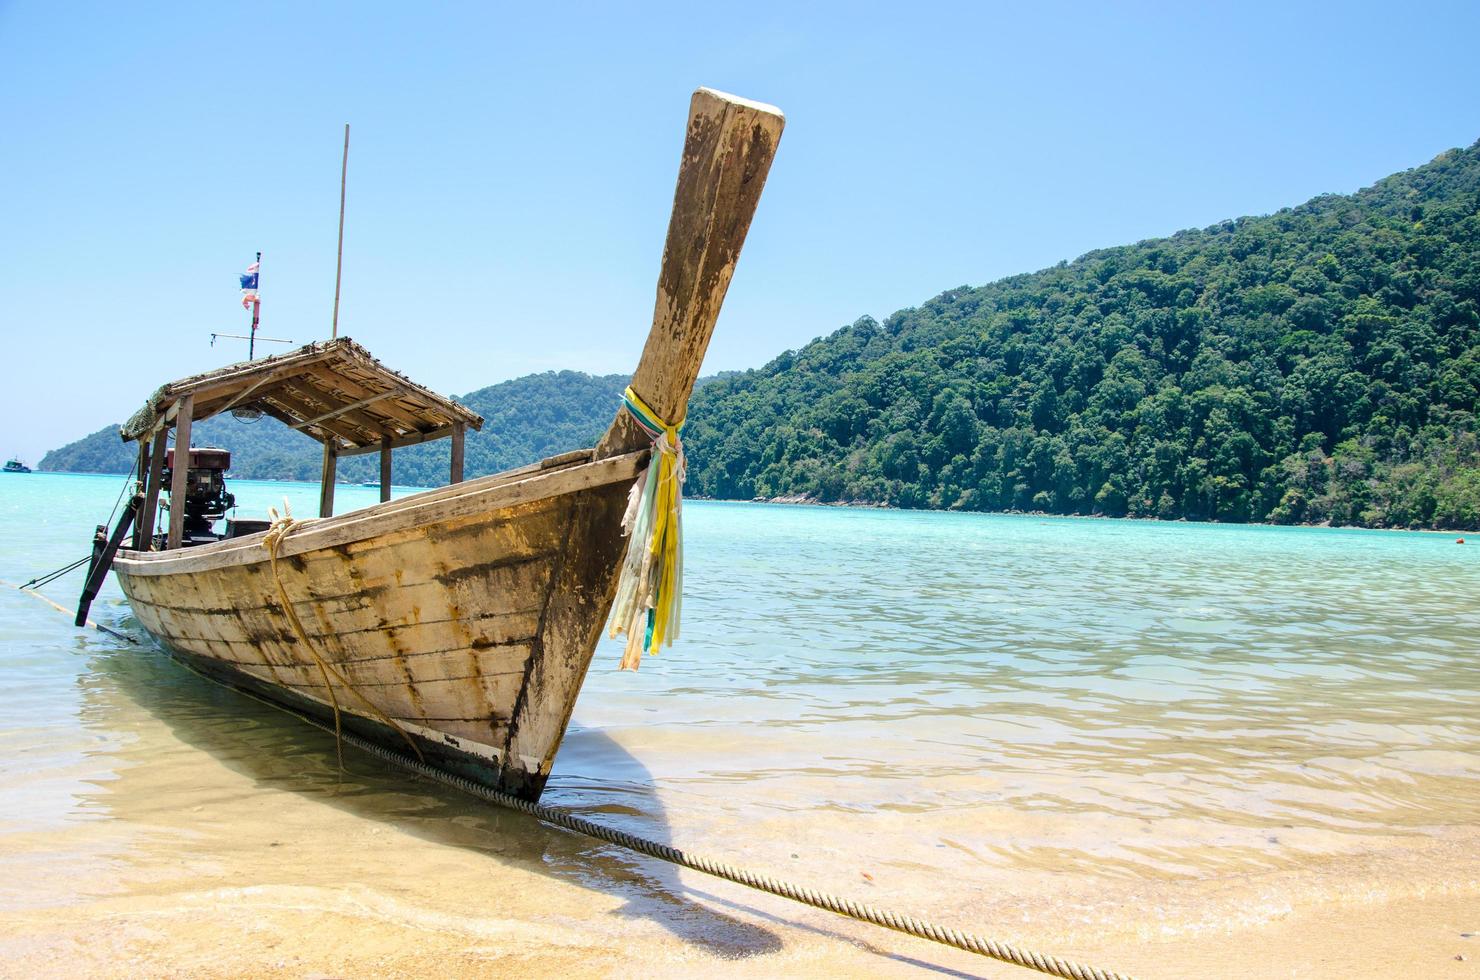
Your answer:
[287,382,413,443]
[338,424,460,456]
[120,338,481,447]
[289,391,398,431]
[296,363,443,432]
[194,367,300,422]
[173,345,342,398]
[255,403,335,443]
[265,381,382,445]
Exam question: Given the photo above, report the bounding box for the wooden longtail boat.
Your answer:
[81,89,783,801]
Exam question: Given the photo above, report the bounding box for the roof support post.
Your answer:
[139,427,168,550]
[167,394,194,550]
[450,422,465,485]
[379,436,392,503]
[131,440,150,549]
[320,441,338,518]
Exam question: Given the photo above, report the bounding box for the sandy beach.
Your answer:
[1,656,1475,980]
[4,485,1478,979]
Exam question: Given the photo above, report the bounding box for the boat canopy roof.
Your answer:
[120,338,483,453]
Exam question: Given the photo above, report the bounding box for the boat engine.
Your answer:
[163,447,234,544]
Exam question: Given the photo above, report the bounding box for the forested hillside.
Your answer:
[40,371,627,485]
[683,141,1480,529]
[43,143,1480,529]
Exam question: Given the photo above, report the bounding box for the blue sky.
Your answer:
[3,1,1479,462]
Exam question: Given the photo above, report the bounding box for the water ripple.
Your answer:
[574,503,1480,875]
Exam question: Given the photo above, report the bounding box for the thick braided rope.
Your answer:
[253,695,1135,980]
[20,553,1118,980]
[25,560,1133,979]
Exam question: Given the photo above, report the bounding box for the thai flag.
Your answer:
[240,259,260,308]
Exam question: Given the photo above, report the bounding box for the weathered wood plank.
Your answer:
[379,436,392,503]
[297,363,433,432]
[113,452,641,575]
[264,381,380,445]
[170,344,341,399]
[319,441,337,518]
[450,421,465,484]
[126,576,546,644]
[114,88,785,803]
[291,390,397,430]
[192,364,314,423]
[499,480,631,791]
[122,531,557,634]
[601,88,784,456]
[132,442,149,550]
[273,670,524,721]
[337,425,455,457]
[167,394,193,550]
[137,427,168,550]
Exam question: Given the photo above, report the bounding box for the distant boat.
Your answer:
[4,458,31,473]
[72,89,783,803]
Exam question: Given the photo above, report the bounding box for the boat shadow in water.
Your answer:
[86,635,800,959]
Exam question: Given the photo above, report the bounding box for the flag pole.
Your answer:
[250,250,262,359]
[332,123,349,339]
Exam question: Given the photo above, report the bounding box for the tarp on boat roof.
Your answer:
[120,337,483,453]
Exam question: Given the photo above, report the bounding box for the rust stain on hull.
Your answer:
[115,468,638,802]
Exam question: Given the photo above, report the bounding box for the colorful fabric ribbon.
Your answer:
[608,386,685,670]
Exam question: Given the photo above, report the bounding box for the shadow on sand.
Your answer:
[82,621,988,977]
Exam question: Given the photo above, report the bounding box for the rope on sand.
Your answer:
[222,675,1140,980]
[19,566,1137,980]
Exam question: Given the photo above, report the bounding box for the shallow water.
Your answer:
[1,473,1477,977]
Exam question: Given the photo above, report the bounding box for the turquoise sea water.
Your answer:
[1,471,1478,970]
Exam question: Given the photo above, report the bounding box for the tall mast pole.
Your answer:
[250,250,262,359]
[332,123,349,339]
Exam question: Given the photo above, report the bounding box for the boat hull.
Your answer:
[113,450,645,800]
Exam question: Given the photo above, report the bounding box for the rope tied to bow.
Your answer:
[608,386,685,670]
[262,501,424,767]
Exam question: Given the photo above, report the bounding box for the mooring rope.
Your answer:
[273,705,1137,980]
[21,457,142,592]
[1,577,139,644]
[20,554,94,590]
[18,509,1133,979]
[262,502,424,767]
[103,455,141,530]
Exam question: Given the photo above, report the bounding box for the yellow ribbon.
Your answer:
[609,386,685,669]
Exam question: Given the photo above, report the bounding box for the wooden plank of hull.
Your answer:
[108,87,784,804]
[114,455,643,800]
[498,483,632,794]
[165,646,517,780]
[115,450,645,575]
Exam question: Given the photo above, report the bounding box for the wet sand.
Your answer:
[1,651,1475,980]
[2,777,1474,978]
[3,484,1478,978]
